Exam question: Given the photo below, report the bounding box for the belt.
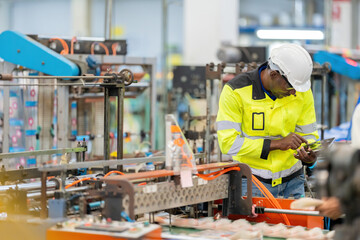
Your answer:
[253,168,303,187]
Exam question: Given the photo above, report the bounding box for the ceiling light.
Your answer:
[256,29,324,40]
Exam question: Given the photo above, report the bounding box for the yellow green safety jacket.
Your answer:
[216,63,319,186]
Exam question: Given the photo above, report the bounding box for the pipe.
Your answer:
[27,186,89,199]
[263,208,321,216]
[0,181,56,192]
[117,87,125,171]
[104,0,113,40]
[104,87,111,174]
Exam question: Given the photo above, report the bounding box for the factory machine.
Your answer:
[0,30,359,240]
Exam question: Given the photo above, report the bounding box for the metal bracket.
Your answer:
[102,179,135,220]
[224,163,253,216]
[205,63,225,80]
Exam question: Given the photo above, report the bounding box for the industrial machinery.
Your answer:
[0,31,346,240]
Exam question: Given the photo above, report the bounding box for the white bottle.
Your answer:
[351,104,360,148]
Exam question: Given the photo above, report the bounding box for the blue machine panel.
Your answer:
[0,30,79,77]
[314,51,360,80]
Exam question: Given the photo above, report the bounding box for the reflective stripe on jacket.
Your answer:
[216,63,319,183]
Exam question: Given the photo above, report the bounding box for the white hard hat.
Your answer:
[269,44,313,92]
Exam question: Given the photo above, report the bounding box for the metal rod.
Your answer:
[321,74,327,140]
[27,186,89,199]
[205,79,211,164]
[0,147,86,160]
[38,153,205,172]
[0,181,57,192]
[5,75,115,79]
[117,87,124,171]
[40,171,47,219]
[222,65,329,75]
[161,0,168,116]
[0,83,123,87]
[263,208,321,216]
[3,86,9,154]
[104,88,111,173]
[104,0,113,40]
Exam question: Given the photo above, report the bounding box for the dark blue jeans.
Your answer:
[241,174,305,199]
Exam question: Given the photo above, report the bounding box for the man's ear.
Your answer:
[269,70,278,80]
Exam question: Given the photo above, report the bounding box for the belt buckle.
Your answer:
[272,177,282,187]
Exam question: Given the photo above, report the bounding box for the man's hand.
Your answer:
[315,197,343,220]
[270,133,308,151]
[294,146,317,164]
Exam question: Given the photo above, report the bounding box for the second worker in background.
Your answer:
[216,44,319,199]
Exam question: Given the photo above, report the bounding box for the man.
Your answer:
[216,44,318,198]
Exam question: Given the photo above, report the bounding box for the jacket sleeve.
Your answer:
[294,89,319,143]
[216,85,271,160]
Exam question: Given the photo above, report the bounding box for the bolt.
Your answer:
[17,49,21,53]
[42,62,45,65]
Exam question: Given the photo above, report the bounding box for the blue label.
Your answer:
[25,101,38,107]
[10,91,18,97]
[27,158,36,165]
[9,118,24,126]
[53,116,57,124]
[71,102,77,108]
[71,130,78,136]
[9,147,26,152]
[76,135,89,141]
[29,72,39,76]
[25,129,36,136]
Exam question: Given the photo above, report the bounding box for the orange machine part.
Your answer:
[47,227,162,240]
[103,162,240,184]
[228,197,323,229]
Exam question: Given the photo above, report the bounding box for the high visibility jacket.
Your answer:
[216,63,319,186]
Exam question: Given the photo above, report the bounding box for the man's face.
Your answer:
[269,71,296,99]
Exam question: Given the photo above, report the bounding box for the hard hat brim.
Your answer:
[290,77,311,92]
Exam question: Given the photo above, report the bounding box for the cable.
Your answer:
[65,177,95,189]
[70,36,77,55]
[91,42,110,55]
[112,42,119,56]
[252,175,291,225]
[49,38,69,55]
[104,170,125,178]
[196,167,240,181]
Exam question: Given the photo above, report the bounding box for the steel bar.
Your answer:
[38,153,205,172]
[223,65,329,75]
[263,208,321,216]
[205,79,211,164]
[3,75,115,79]
[27,186,89,199]
[117,87,125,171]
[0,83,125,87]
[0,147,87,160]
[0,181,57,192]
[104,87,111,173]
[40,171,47,219]
[321,74,327,140]
[104,0,113,40]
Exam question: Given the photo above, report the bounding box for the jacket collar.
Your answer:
[251,62,268,100]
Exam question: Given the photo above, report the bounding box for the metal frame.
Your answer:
[1,55,157,175]
[65,55,157,152]
[0,147,86,160]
